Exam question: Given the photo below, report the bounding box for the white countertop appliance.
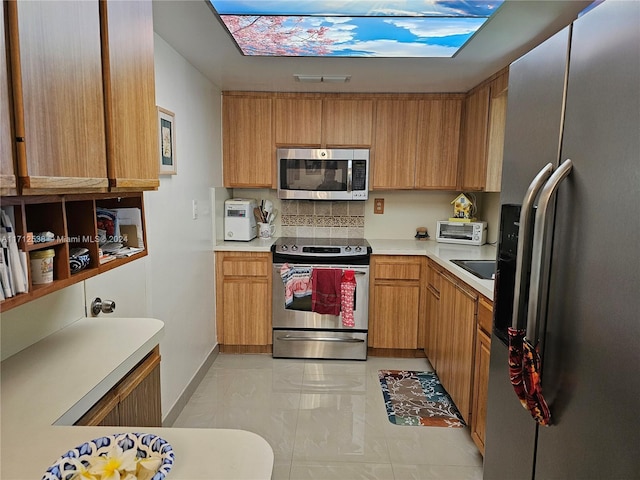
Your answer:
[436,220,487,245]
[224,198,257,241]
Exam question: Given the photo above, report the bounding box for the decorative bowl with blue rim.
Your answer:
[42,432,174,480]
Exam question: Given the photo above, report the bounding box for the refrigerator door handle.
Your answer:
[526,159,573,340]
[511,163,554,331]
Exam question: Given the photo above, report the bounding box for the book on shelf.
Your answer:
[1,208,28,299]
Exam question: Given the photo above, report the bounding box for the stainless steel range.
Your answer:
[271,237,371,360]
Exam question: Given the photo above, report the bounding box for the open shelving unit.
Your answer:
[0,192,147,312]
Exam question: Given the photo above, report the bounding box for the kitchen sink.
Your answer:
[451,259,496,280]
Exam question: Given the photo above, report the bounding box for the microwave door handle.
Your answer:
[526,159,573,341]
[347,160,353,192]
[512,163,554,331]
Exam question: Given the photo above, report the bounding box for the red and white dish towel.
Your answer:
[280,263,312,307]
[340,270,356,327]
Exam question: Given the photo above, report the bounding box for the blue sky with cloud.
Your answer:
[211,1,504,57]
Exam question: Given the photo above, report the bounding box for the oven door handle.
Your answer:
[276,335,365,343]
[274,265,368,275]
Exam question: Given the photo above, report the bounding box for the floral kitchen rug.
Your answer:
[378,370,465,427]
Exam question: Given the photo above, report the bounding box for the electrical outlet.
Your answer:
[374,198,385,214]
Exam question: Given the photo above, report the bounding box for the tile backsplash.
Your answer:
[229,189,500,242]
[280,200,364,238]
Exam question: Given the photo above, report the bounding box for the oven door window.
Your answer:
[274,264,358,313]
[280,158,349,192]
[286,287,357,313]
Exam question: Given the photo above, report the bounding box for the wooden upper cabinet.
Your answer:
[100,0,159,191]
[372,99,419,189]
[415,98,463,189]
[322,98,373,147]
[274,97,322,147]
[458,68,509,192]
[485,70,509,192]
[1,3,17,196]
[7,1,109,194]
[490,69,509,98]
[458,84,490,191]
[222,95,274,187]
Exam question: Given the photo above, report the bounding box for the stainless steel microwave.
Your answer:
[277,148,369,201]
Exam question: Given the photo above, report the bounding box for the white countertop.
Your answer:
[1,317,274,480]
[214,237,275,252]
[367,239,496,299]
[214,236,496,299]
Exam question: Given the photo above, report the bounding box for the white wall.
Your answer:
[83,259,149,318]
[364,191,454,239]
[146,33,221,417]
[0,283,85,361]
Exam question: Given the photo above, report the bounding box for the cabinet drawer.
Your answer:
[222,260,268,277]
[373,256,422,280]
[478,296,493,334]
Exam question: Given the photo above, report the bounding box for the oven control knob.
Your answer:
[281,245,288,251]
[355,246,362,252]
[291,244,298,251]
[345,246,352,252]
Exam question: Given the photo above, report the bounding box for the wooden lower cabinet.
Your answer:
[472,327,491,455]
[436,273,456,389]
[369,255,425,350]
[424,260,442,368]
[424,284,440,367]
[428,269,478,424]
[425,264,494,451]
[76,346,161,427]
[471,296,493,455]
[449,276,478,424]
[215,251,272,347]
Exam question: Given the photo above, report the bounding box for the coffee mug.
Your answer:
[258,222,275,239]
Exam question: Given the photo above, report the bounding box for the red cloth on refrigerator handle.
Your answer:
[508,327,552,426]
[508,327,528,405]
[522,338,551,425]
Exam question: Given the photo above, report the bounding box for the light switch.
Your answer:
[374,198,384,214]
[192,200,198,220]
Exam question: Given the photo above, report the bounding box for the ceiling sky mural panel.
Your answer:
[209,1,505,57]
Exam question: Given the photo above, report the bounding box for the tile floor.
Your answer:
[173,354,483,480]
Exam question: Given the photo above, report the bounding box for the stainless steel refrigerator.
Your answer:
[483,1,640,478]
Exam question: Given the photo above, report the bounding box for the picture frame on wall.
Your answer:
[158,107,176,175]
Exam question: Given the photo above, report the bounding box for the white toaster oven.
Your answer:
[436,221,487,245]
